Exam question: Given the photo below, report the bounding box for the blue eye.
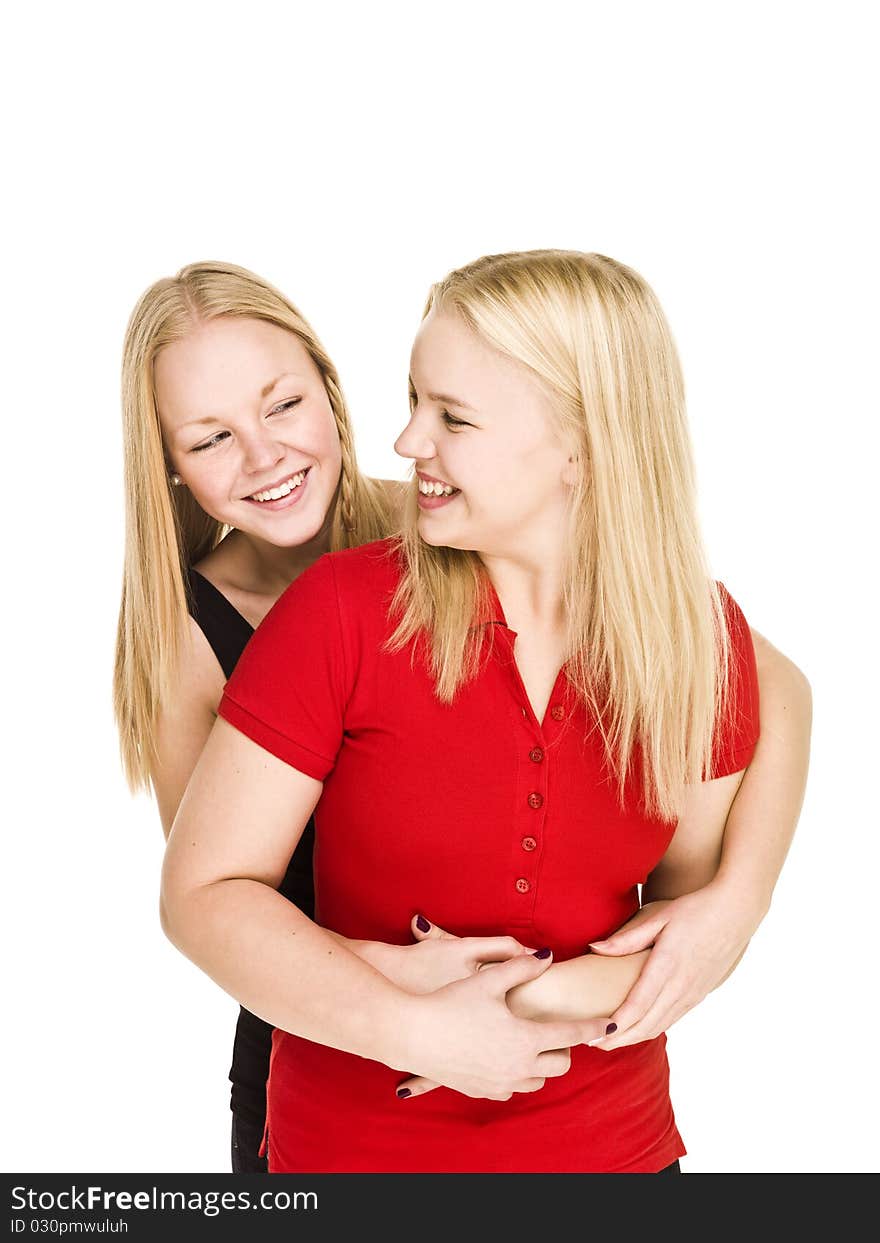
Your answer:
[191,431,230,453]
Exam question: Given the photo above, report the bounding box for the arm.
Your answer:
[152,616,226,838]
[161,717,606,1098]
[402,915,648,1024]
[505,950,650,1023]
[588,631,812,1049]
[677,629,811,953]
[394,923,643,1097]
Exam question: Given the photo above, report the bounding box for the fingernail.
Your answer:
[532,947,552,959]
[396,1087,412,1098]
[605,1023,617,1035]
[415,914,431,933]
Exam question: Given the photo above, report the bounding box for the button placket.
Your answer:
[494,632,558,925]
[510,728,550,914]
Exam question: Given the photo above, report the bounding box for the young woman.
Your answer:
[158,251,812,1172]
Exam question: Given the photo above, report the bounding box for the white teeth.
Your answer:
[250,471,305,502]
[418,479,456,496]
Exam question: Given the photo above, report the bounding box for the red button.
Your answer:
[515,878,531,894]
[529,747,544,763]
[550,705,564,721]
[521,836,537,852]
[527,792,544,809]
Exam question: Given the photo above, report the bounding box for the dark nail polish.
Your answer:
[396,1087,412,1098]
[415,914,431,933]
[605,1022,618,1035]
[533,947,552,959]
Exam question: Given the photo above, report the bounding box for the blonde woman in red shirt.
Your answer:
[158,251,811,1172]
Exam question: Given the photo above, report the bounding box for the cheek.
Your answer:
[310,406,343,467]
[178,461,237,521]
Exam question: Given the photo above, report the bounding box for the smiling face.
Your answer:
[155,316,343,547]
[395,309,576,561]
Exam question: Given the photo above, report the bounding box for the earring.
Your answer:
[170,474,182,486]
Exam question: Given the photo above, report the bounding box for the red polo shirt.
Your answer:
[218,538,760,1172]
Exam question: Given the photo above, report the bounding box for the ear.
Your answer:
[561,452,579,488]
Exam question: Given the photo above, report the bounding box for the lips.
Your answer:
[245,467,310,501]
[416,470,456,488]
[416,470,460,497]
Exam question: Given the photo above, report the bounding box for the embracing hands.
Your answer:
[342,880,756,1099]
[359,917,608,1100]
[391,879,758,1090]
[394,948,606,1101]
[363,919,540,994]
[586,881,758,1051]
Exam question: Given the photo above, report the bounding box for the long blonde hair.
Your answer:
[389,249,737,823]
[114,260,395,792]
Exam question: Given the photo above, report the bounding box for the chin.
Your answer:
[252,509,327,549]
[417,520,454,549]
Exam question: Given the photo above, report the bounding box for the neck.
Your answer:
[479,547,568,633]
[228,510,335,597]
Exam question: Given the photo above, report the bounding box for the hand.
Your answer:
[396,917,608,1099]
[584,884,757,1051]
[395,950,609,1100]
[387,914,537,993]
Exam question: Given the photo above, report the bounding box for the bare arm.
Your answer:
[669,629,812,920]
[507,950,650,1022]
[152,616,226,839]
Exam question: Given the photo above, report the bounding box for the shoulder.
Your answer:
[179,611,228,700]
[250,540,403,657]
[328,537,403,583]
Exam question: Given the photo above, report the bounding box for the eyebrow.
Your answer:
[261,371,302,398]
[425,391,477,412]
[175,373,305,430]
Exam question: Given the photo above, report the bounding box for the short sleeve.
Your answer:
[708,582,761,779]
[218,555,348,781]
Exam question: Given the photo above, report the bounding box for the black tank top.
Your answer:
[186,567,317,1126]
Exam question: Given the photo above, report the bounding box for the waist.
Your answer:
[265,1030,683,1173]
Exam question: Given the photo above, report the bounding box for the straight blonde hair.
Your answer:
[114,260,396,792]
[388,250,737,823]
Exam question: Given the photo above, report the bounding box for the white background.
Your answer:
[3,0,877,1175]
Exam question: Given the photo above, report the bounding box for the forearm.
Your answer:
[161,879,414,1069]
[507,950,650,1021]
[706,649,811,918]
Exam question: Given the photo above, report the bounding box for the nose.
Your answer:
[239,425,285,476]
[394,409,437,462]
